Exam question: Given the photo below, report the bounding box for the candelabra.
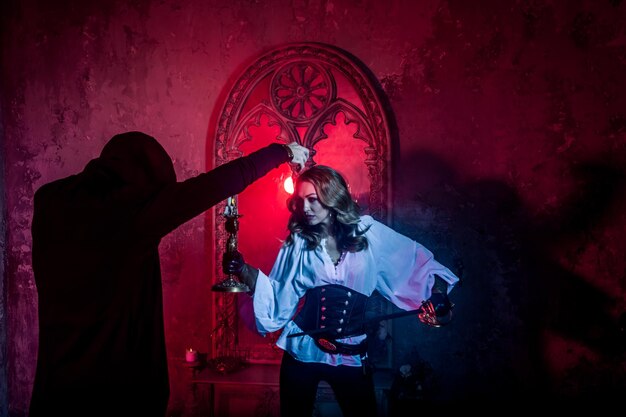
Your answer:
[212,195,250,292]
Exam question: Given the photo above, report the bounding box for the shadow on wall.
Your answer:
[388,149,626,409]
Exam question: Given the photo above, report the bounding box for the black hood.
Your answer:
[82,131,176,198]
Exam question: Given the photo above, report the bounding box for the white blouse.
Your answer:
[252,215,460,367]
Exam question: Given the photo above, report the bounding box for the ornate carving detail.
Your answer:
[211,43,393,363]
[270,62,334,121]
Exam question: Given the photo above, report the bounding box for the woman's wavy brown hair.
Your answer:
[285,165,369,252]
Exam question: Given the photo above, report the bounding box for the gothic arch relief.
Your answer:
[209,42,394,365]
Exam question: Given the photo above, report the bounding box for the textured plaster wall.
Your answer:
[1,0,625,415]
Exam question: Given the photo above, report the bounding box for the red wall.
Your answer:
[2,0,625,414]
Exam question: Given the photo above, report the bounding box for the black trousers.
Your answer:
[279,351,378,417]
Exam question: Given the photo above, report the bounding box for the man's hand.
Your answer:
[285,142,310,173]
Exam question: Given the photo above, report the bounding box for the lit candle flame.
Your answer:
[284,176,294,194]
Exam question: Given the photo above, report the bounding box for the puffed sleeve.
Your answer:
[253,237,306,335]
[363,216,460,311]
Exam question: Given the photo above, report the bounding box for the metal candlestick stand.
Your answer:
[212,195,250,293]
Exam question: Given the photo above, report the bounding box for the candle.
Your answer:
[185,348,198,363]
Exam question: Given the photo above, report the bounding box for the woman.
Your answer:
[224,165,459,417]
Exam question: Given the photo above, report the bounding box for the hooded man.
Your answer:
[30,131,308,417]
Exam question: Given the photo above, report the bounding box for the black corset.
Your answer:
[293,284,369,355]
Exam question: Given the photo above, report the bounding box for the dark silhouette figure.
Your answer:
[29,131,308,417]
[393,150,625,409]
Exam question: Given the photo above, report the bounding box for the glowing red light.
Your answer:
[283,176,294,194]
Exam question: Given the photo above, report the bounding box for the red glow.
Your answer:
[237,116,293,276]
